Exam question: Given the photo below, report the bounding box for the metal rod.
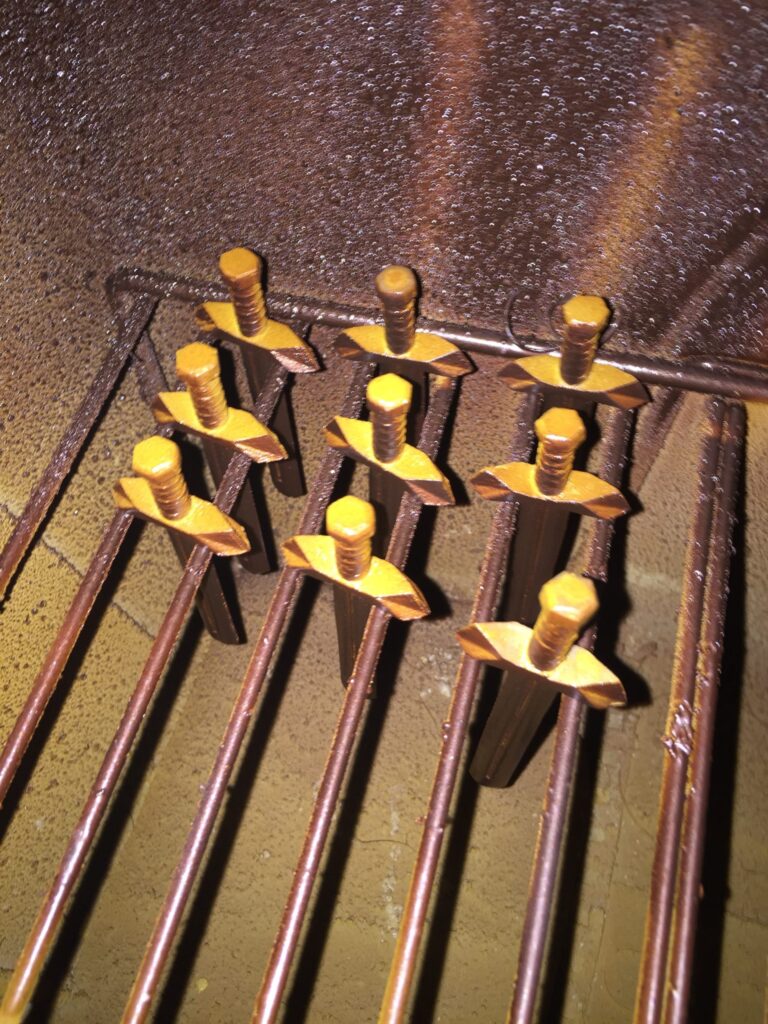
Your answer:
[664,402,744,1024]
[507,404,633,1024]
[0,510,132,807]
[253,376,457,1024]
[377,389,541,1024]
[0,362,289,1024]
[108,267,768,402]
[633,397,727,1024]
[118,362,375,1024]
[0,294,156,599]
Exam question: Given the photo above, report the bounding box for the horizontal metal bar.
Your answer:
[0,294,157,599]
[378,389,541,1024]
[108,266,768,402]
[119,361,376,1024]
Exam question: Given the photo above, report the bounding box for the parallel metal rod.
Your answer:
[108,266,768,402]
[633,397,727,1024]
[253,376,458,1024]
[118,362,375,1024]
[0,362,289,1024]
[0,510,132,808]
[377,389,541,1024]
[664,403,745,1024]
[0,294,156,599]
[506,401,633,1024]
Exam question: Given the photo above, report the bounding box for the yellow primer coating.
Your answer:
[152,344,287,463]
[562,295,611,336]
[326,495,376,580]
[375,265,418,304]
[113,438,250,556]
[367,372,412,463]
[470,408,628,519]
[499,352,649,408]
[457,571,626,709]
[282,496,429,620]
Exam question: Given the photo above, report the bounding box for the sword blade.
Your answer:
[241,347,305,497]
[369,465,405,559]
[333,585,373,685]
[169,532,241,644]
[203,438,272,574]
[470,500,571,785]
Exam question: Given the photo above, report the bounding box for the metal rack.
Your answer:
[0,266,753,1023]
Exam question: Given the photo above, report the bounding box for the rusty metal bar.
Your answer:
[252,375,458,1024]
[633,396,728,1024]
[0,294,157,599]
[377,389,542,1024]
[507,406,633,1024]
[118,361,375,1024]
[108,266,768,402]
[0,360,290,1024]
[664,402,744,1024]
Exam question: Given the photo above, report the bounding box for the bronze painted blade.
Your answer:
[203,438,272,574]
[369,465,405,559]
[241,345,306,497]
[169,532,242,645]
[470,499,571,785]
[333,585,374,685]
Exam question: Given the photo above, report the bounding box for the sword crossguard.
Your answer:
[113,437,250,556]
[457,571,626,709]
[333,265,473,379]
[195,247,319,375]
[282,495,430,620]
[151,342,287,463]
[498,293,649,408]
[470,406,629,520]
[323,373,455,506]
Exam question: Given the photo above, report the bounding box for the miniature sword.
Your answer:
[282,495,430,683]
[152,341,286,573]
[458,572,626,784]
[334,264,473,438]
[324,372,454,555]
[198,246,319,496]
[113,436,250,644]
[469,407,629,785]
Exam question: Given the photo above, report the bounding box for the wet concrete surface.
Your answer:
[0,2,766,1021]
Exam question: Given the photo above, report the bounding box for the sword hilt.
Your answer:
[534,408,587,496]
[527,571,598,672]
[375,265,418,356]
[132,438,191,520]
[219,247,267,337]
[560,294,610,385]
[326,495,376,581]
[176,342,230,430]
[367,373,412,463]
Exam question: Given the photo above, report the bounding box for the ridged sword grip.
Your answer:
[367,373,412,463]
[375,265,418,356]
[327,495,376,581]
[133,437,191,520]
[219,247,267,337]
[527,572,598,672]
[176,342,229,429]
[559,294,611,385]
[534,407,587,496]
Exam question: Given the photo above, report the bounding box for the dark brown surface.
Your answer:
[3,2,768,375]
